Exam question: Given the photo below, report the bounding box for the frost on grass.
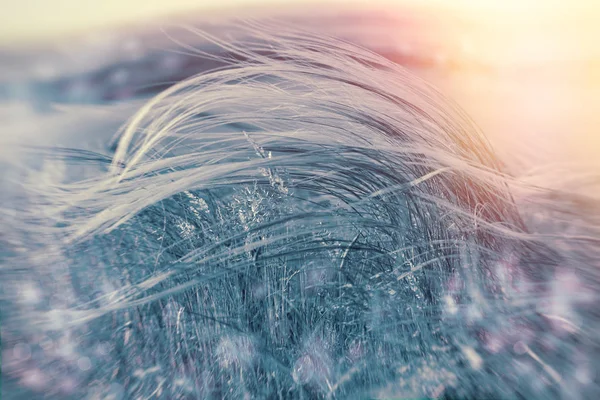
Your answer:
[1,21,600,399]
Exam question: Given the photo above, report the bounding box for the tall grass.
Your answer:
[1,20,599,399]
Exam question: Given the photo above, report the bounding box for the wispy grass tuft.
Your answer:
[1,20,599,400]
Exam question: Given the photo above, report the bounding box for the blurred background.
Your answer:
[1,0,599,171]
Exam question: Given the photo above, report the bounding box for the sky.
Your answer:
[1,0,598,45]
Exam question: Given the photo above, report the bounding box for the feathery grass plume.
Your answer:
[1,20,599,399]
